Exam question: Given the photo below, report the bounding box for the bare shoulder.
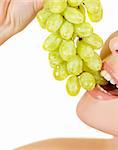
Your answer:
[15,138,115,150]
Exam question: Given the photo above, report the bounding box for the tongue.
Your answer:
[109,89,118,96]
[102,83,118,96]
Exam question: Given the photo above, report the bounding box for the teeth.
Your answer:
[101,70,107,77]
[101,70,117,85]
[116,85,118,88]
[110,79,116,85]
[101,70,112,81]
[104,74,112,81]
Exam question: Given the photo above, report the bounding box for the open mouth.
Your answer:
[89,59,118,100]
[100,69,118,96]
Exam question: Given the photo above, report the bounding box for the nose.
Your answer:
[100,31,118,60]
[109,36,118,53]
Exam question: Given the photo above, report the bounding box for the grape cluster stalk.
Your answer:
[37,0,107,96]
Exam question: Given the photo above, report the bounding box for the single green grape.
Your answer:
[48,51,64,68]
[59,40,76,61]
[67,55,83,75]
[36,8,52,28]
[43,33,62,51]
[76,39,81,47]
[83,33,103,49]
[68,0,83,7]
[43,0,50,9]
[86,53,102,71]
[77,41,94,61]
[79,72,96,90]
[79,4,85,15]
[64,7,84,24]
[53,63,68,80]
[46,14,64,32]
[92,71,108,86]
[83,63,108,86]
[48,0,67,13]
[79,4,86,21]
[88,7,103,22]
[83,0,101,14]
[66,75,81,96]
[83,62,92,72]
[75,22,93,38]
[72,33,78,41]
[60,21,74,40]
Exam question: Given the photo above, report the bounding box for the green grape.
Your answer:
[72,33,78,41]
[64,7,84,24]
[59,40,76,61]
[48,0,67,13]
[68,0,83,7]
[83,33,103,49]
[83,62,91,72]
[53,63,68,80]
[79,72,96,90]
[83,63,108,85]
[36,0,104,96]
[46,14,64,32]
[66,75,81,96]
[43,33,62,51]
[48,51,64,68]
[79,4,86,21]
[92,71,108,86]
[77,41,94,61]
[60,21,74,40]
[86,53,102,71]
[79,4,85,15]
[88,7,103,22]
[36,8,52,28]
[76,39,81,47]
[75,22,93,38]
[67,55,83,75]
[83,0,101,14]
[43,1,49,9]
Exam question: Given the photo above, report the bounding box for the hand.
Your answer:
[0,0,43,45]
[77,31,118,137]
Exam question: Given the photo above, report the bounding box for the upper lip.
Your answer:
[103,61,118,85]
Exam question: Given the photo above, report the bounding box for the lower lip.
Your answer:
[88,85,118,101]
[88,56,118,100]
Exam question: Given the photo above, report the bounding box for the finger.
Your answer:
[33,0,44,13]
[0,0,11,24]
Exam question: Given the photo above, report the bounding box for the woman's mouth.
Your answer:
[88,53,118,100]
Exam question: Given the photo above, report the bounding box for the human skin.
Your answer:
[15,33,118,150]
[1,1,118,149]
[15,138,118,150]
[77,32,118,137]
[0,0,43,45]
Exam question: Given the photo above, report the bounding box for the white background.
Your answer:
[0,1,118,150]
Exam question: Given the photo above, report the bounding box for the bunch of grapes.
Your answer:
[37,0,107,96]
